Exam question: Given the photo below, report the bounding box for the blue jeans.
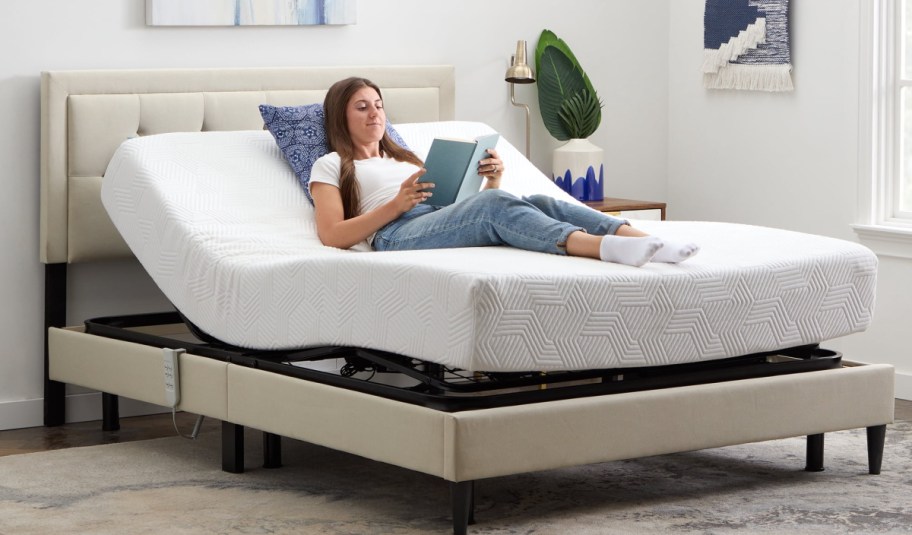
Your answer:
[372,190,628,255]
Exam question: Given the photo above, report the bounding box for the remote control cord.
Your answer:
[172,409,205,440]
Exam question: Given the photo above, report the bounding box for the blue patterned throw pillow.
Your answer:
[259,103,410,205]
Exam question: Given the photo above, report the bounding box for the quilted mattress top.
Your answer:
[100,122,877,372]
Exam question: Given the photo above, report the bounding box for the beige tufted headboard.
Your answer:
[39,65,456,264]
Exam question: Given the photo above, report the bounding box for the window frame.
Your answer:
[894,0,912,220]
[855,0,912,259]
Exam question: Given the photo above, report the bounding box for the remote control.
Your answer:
[163,348,185,407]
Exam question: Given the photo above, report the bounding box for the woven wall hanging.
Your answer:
[703,0,793,91]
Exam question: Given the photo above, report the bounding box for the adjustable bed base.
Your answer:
[82,311,849,413]
[40,66,895,535]
[49,314,893,534]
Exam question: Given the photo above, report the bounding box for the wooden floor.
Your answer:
[0,411,220,458]
[1,399,911,458]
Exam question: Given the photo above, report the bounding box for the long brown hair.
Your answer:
[323,77,423,219]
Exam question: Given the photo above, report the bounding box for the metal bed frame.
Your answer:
[84,311,847,414]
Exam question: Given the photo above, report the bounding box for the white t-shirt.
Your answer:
[309,152,421,247]
[310,152,420,216]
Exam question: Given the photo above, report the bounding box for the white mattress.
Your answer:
[100,121,877,372]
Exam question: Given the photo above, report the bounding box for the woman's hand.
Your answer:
[479,149,504,188]
[392,168,434,213]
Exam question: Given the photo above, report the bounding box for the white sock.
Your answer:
[599,235,663,267]
[652,239,700,263]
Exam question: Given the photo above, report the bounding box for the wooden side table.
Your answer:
[584,197,666,221]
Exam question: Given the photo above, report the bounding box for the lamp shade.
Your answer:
[505,40,535,83]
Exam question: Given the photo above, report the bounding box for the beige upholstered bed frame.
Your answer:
[41,66,895,534]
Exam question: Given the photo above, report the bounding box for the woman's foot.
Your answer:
[652,239,700,263]
[599,235,663,267]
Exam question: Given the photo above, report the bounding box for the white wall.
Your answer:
[668,0,912,396]
[668,0,859,237]
[0,0,670,429]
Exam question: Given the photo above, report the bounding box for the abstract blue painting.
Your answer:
[147,0,356,26]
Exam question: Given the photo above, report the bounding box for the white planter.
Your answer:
[552,138,604,201]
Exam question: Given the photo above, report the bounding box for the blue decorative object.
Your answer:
[551,138,604,202]
[259,103,409,204]
[553,164,603,202]
[702,0,792,91]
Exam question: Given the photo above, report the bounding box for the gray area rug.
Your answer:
[0,422,910,534]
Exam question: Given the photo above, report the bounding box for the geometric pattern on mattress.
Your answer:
[100,122,876,372]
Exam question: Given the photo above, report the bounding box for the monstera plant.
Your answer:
[535,29,603,141]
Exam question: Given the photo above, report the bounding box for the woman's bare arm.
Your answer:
[311,169,432,249]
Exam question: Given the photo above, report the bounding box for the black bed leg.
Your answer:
[101,393,120,431]
[805,433,825,472]
[222,421,245,473]
[451,480,475,535]
[469,481,475,526]
[263,432,282,468]
[43,263,67,427]
[867,424,887,475]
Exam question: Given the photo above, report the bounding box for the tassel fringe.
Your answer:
[703,63,794,92]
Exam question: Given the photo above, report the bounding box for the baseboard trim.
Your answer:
[896,370,912,401]
[0,393,167,431]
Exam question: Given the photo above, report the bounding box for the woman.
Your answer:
[309,77,698,267]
